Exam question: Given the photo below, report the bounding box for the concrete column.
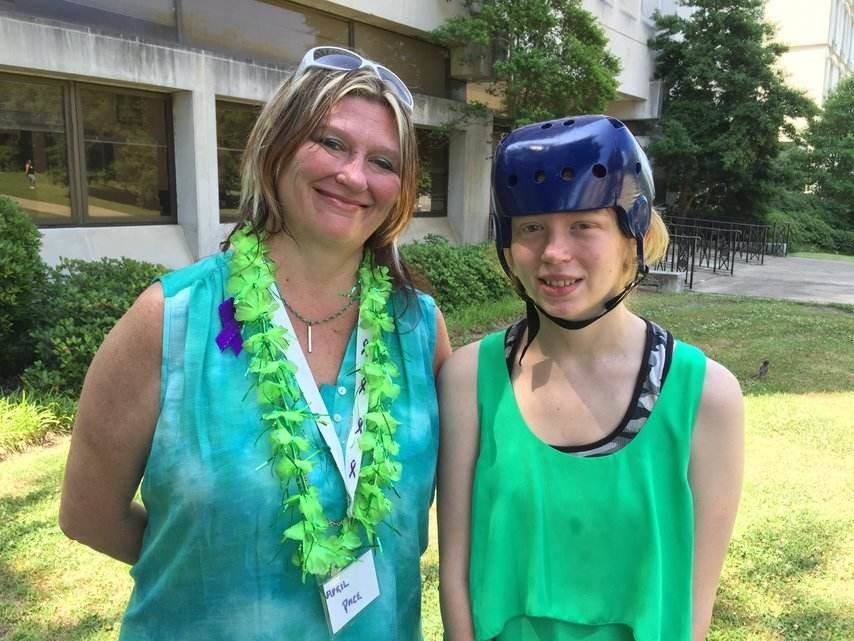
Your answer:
[447,112,493,243]
[173,85,221,260]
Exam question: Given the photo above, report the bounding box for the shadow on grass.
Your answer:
[1,611,115,641]
[0,466,120,640]
[712,512,853,640]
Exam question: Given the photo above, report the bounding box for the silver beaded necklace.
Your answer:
[280,286,359,353]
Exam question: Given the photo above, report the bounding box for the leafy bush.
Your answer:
[0,196,48,380]
[401,235,512,313]
[766,207,854,254]
[22,257,166,396]
[0,391,76,457]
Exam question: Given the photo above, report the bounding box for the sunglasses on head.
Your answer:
[295,46,414,113]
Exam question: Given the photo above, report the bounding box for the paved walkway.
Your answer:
[691,255,854,305]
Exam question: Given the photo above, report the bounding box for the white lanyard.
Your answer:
[270,284,371,515]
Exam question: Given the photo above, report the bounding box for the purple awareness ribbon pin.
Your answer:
[216,297,243,355]
[349,459,357,479]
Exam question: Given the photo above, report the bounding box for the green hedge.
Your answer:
[401,235,512,313]
[10,235,507,396]
[22,257,167,396]
[0,197,48,380]
[766,207,854,255]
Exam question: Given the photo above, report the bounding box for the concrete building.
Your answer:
[0,0,674,267]
[765,0,853,106]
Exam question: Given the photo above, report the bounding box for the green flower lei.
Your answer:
[226,225,402,580]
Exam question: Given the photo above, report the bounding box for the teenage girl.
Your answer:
[438,116,744,641]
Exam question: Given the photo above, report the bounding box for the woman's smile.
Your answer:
[313,186,371,212]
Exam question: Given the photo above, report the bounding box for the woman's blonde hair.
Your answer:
[225,66,419,279]
[619,208,669,287]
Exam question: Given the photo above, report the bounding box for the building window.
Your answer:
[0,76,71,223]
[0,74,174,226]
[354,23,449,99]
[216,100,262,222]
[7,0,178,43]
[79,86,173,222]
[415,129,449,217]
[180,0,349,67]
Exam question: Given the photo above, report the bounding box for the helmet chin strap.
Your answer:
[516,240,648,365]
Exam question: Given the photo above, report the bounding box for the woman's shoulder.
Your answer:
[665,330,742,432]
[439,339,481,390]
[698,357,743,418]
[158,252,228,299]
[390,286,437,330]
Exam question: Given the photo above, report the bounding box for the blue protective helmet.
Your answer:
[491,115,656,338]
[493,114,654,251]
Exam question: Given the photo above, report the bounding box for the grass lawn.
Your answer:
[1,293,853,640]
[0,171,163,220]
[789,252,854,263]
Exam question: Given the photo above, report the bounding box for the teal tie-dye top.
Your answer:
[120,252,439,641]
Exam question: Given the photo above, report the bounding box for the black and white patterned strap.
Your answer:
[503,318,673,457]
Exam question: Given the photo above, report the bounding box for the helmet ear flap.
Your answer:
[617,194,651,240]
[628,194,651,238]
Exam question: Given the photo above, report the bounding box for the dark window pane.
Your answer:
[354,23,448,98]
[181,0,349,67]
[216,101,261,221]
[415,129,448,217]
[79,87,172,220]
[0,77,71,224]
[8,0,178,42]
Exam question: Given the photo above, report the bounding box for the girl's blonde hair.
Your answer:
[225,66,419,280]
[619,208,669,287]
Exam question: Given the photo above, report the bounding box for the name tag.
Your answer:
[321,550,380,634]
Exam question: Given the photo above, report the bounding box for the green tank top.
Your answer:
[471,330,707,641]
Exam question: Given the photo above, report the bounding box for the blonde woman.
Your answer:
[438,116,743,641]
[61,47,450,640]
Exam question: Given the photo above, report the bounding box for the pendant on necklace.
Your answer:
[307,323,313,353]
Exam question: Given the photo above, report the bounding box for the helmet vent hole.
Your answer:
[608,118,624,129]
[541,122,552,129]
[592,164,607,178]
[635,162,642,175]
[508,174,518,187]
[563,119,575,127]
[534,170,546,183]
[561,167,574,181]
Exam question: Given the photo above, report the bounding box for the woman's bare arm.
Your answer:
[433,306,452,377]
[59,283,164,565]
[437,341,481,641]
[689,358,745,640]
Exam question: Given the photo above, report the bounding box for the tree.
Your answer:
[808,75,854,227]
[433,0,620,127]
[648,0,816,220]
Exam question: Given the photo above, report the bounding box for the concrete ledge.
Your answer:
[40,225,194,269]
[400,216,458,244]
[641,270,684,293]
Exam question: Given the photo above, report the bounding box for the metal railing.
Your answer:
[663,215,790,263]
[654,234,698,289]
[665,223,738,275]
